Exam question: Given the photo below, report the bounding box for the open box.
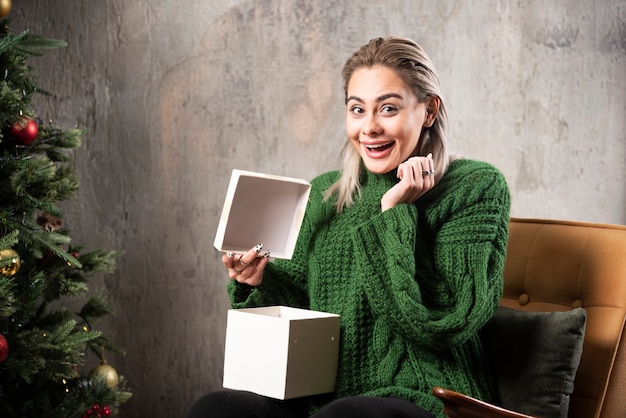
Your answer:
[223,306,341,400]
[214,169,311,259]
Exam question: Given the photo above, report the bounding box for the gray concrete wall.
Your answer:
[11,1,626,417]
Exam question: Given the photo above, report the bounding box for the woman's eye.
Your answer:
[381,105,397,113]
[350,106,364,114]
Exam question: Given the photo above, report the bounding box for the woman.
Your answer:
[187,36,510,418]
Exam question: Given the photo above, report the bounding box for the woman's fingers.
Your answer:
[399,154,435,191]
[382,154,436,211]
[242,255,270,286]
[223,244,271,286]
[236,243,264,271]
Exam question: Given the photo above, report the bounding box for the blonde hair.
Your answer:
[325,36,451,212]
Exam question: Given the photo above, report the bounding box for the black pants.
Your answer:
[184,390,436,418]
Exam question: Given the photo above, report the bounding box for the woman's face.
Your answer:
[346,65,431,175]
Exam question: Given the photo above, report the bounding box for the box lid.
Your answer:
[214,170,311,259]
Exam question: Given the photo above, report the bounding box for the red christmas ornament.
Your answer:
[0,333,8,363]
[82,403,112,418]
[9,117,39,145]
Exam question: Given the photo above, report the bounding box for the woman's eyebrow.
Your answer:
[377,93,404,101]
[346,95,363,104]
[346,93,404,104]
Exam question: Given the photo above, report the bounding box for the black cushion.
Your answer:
[480,306,586,418]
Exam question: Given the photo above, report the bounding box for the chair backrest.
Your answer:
[501,218,626,418]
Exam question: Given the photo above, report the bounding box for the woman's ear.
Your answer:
[424,96,440,128]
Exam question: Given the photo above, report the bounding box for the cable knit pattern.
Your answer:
[227,158,511,418]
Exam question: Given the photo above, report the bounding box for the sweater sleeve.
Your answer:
[227,262,309,309]
[353,162,511,351]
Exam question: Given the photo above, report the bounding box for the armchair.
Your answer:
[433,218,626,418]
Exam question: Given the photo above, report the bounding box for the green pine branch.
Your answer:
[0,276,15,317]
[62,376,133,418]
[4,319,102,384]
[0,26,28,55]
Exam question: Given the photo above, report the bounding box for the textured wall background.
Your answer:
[10,1,626,417]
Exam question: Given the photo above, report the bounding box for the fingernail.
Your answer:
[227,251,235,258]
[427,152,432,159]
[254,243,264,253]
[263,250,271,258]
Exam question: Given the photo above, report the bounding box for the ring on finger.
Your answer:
[237,255,249,267]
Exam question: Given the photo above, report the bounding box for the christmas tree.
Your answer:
[0,11,132,418]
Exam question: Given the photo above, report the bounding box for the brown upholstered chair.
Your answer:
[433,218,626,418]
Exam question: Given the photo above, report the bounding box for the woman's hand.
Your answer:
[381,153,436,211]
[222,243,271,286]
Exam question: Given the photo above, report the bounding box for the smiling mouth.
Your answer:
[365,141,394,152]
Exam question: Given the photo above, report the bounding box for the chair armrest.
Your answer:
[432,387,536,418]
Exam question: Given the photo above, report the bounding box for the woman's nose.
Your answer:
[362,114,382,136]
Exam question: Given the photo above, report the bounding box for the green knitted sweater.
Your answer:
[228,158,511,417]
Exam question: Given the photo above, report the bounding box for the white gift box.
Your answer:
[222,306,341,399]
[214,169,311,259]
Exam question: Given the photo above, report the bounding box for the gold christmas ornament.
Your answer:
[89,360,119,388]
[0,248,20,277]
[0,0,11,18]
